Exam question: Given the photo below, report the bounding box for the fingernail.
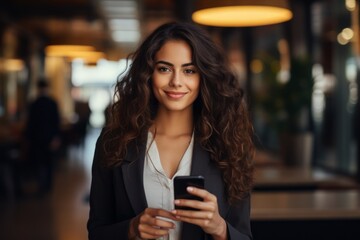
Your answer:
[187,187,193,192]
[174,200,180,204]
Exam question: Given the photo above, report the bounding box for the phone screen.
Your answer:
[174,175,204,210]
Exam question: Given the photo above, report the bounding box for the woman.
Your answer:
[87,22,254,240]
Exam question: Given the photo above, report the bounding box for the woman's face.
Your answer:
[152,40,200,113]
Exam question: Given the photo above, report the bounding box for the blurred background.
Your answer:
[0,0,360,239]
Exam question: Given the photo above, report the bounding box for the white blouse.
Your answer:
[143,132,194,240]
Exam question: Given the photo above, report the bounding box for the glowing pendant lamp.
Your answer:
[45,45,105,63]
[192,0,293,27]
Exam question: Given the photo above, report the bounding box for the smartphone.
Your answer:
[174,175,205,210]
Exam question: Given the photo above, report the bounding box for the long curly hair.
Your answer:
[103,22,254,203]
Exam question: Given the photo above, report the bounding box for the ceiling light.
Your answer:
[0,58,25,72]
[192,0,293,27]
[45,45,95,57]
[68,51,106,63]
[345,0,356,11]
[45,45,105,63]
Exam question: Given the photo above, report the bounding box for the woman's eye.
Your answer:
[184,69,196,74]
[158,67,171,72]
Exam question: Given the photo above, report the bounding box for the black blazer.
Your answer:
[87,135,252,240]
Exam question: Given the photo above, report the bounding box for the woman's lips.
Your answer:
[164,91,187,99]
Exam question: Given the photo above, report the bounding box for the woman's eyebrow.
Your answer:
[155,60,194,67]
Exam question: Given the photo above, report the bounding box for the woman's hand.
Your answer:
[128,208,177,239]
[172,187,227,240]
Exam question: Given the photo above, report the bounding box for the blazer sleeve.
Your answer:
[87,135,131,240]
[225,193,253,240]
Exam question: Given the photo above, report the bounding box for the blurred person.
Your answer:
[24,78,61,195]
[87,22,254,240]
[73,100,91,146]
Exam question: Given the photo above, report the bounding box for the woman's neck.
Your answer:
[152,108,193,137]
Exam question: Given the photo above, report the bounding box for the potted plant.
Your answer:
[255,55,313,166]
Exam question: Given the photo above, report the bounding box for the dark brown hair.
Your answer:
[103,22,254,203]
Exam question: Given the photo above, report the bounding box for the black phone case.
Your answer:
[174,175,204,210]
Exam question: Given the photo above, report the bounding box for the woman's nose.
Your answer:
[169,71,183,88]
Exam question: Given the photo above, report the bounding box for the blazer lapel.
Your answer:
[121,142,148,215]
[181,142,228,240]
[120,140,228,239]
[191,142,227,215]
